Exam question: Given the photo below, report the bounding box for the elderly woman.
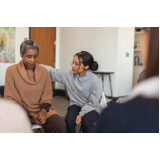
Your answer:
[4,39,66,133]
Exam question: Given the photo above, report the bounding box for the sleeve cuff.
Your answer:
[79,110,86,117]
[41,103,51,112]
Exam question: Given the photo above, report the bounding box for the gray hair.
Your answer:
[20,39,39,55]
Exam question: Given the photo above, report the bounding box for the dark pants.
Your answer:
[65,105,99,133]
[42,114,67,133]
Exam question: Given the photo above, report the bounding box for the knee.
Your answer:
[46,114,67,133]
[82,122,95,133]
[65,117,75,126]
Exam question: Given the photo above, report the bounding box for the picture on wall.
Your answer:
[0,27,15,63]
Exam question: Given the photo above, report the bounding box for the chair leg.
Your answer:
[79,125,82,133]
[36,128,41,133]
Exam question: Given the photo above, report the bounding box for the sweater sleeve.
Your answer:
[39,64,69,85]
[39,70,53,108]
[4,67,23,105]
[79,80,103,117]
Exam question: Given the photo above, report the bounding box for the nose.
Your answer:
[31,57,35,63]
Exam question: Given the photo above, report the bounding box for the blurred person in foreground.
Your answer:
[94,27,159,133]
[0,98,32,133]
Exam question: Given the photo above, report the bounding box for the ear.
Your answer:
[20,52,23,58]
[84,65,89,70]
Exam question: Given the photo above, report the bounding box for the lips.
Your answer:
[29,64,35,67]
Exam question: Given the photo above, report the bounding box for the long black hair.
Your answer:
[74,51,98,72]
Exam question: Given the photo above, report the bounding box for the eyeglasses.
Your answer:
[71,62,80,67]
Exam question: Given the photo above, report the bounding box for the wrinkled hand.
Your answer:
[30,113,42,125]
[76,115,82,125]
[37,110,46,125]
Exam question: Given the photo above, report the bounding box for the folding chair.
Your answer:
[32,124,42,133]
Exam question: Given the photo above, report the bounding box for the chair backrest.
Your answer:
[100,92,107,109]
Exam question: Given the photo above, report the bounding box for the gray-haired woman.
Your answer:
[4,39,66,133]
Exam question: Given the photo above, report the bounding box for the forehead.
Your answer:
[73,55,79,62]
[73,55,82,62]
[24,49,38,55]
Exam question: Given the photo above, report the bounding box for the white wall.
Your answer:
[114,27,135,97]
[55,27,135,97]
[0,27,135,97]
[55,27,118,91]
[0,27,29,86]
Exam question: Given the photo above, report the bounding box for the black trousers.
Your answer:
[65,105,99,133]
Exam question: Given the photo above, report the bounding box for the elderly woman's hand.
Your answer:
[29,111,46,125]
[29,113,42,125]
[37,110,46,125]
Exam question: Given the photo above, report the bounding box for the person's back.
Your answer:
[0,99,32,133]
[95,97,158,133]
[94,27,159,133]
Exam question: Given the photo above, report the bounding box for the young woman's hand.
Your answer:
[76,115,82,125]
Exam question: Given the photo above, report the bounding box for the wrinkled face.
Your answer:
[140,28,150,65]
[71,55,89,74]
[20,49,39,70]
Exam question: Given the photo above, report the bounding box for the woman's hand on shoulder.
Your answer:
[76,115,82,125]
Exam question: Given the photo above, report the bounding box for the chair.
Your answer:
[32,124,42,133]
[100,91,107,109]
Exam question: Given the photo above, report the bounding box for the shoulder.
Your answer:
[38,64,49,73]
[100,96,159,121]
[6,64,18,75]
[96,96,159,132]
[88,71,102,86]
[0,99,32,133]
[88,71,99,80]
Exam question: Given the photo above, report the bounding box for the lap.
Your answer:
[66,105,99,125]
[42,114,67,133]
[66,105,81,121]
[82,110,99,125]
[42,114,65,127]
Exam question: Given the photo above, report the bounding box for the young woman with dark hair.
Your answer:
[41,51,103,133]
[94,27,159,133]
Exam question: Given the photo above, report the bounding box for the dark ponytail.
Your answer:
[74,51,98,71]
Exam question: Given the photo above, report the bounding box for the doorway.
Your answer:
[30,27,56,93]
